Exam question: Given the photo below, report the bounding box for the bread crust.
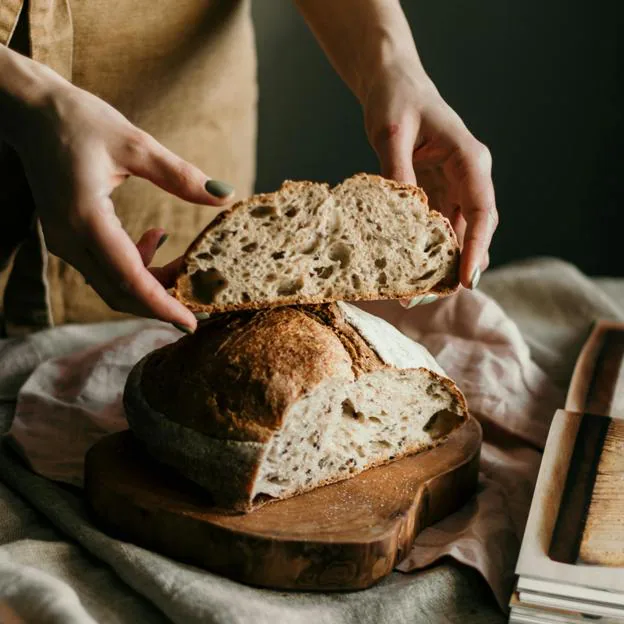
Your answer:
[172,174,460,314]
[130,303,468,513]
[139,306,356,443]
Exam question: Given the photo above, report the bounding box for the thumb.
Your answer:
[124,131,235,206]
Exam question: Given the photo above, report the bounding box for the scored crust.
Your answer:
[172,173,460,314]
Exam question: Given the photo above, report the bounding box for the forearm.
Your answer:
[295,0,428,102]
[0,46,65,147]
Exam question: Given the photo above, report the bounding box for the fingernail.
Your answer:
[156,233,169,250]
[470,266,481,290]
[405,295,424,309]
[171,322,195,335]
[194,312,211,321]
[405,294,438,309]
[205,179,235,198]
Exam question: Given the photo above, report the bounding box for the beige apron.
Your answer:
[0,0,257,334]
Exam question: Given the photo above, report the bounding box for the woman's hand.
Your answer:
[362,62,498,292]
[5,53,233,332]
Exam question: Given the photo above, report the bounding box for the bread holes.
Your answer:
[277,277,304,296]
[284,206,298,218]
[195,252,212,261]
[351,274,361,289]
[267,475,290,485]
[424,409,463,439]
[329,211,342,235]
[241,292,251,303]
[190,268,228,304]
[368,416,382,425]
[242,242,258,253]
[424,228,445,253]
[251,493,274,506]
[266,273,277,282]
[328,243,352,269]
[418,269,436,281]
[426,245,442,258]
[373,440,392,450]
[314,266,334,279]
[341,399,365,423]
[209,244,222,256]
[378,272,388,286]
[272,251,286,260]
[374,258,387,269]
[301,237,320,255]
[250,205,278,218]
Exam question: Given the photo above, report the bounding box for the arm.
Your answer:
[295,0,497,291]
[0,46,234,332]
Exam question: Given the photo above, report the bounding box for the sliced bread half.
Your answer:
[173,173,460,314]
[124,301,468,513]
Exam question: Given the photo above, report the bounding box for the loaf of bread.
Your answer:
[124,302,468,513]
[173,174,460,314]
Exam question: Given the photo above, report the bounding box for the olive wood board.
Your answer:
[84,417,481,592]
[515,321,624,597]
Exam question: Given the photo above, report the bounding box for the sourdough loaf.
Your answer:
[124,302,468,513]
[173,174,460,314]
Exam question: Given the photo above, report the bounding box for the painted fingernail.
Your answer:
[470,266,481,290]
[156,233,169,250]
[194,312,211,321]
[405,294,438,309]
[171,322,195,335]
[204,179,235,198]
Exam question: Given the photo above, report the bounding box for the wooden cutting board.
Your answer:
[84,417,481,591]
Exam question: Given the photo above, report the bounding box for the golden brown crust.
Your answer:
[171,174,461,313]
[140,305,355,443]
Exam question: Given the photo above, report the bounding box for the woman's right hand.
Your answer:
[3,50,233,332]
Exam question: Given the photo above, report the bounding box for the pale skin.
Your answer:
[0,0,497,332]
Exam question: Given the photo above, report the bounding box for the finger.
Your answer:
[123,131,234,206]
[452,210,467,249]
[448,143,498,288]
[82,198,197,330]
[150,255,184,289]
[136,228,167,267]
[482,250,490,271]
[373,122,418,184]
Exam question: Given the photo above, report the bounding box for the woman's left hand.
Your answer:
[361,61,498,292]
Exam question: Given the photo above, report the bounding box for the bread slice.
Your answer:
[173,173,460,314]
[124,302,468,513]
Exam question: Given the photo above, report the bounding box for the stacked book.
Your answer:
[510,321,624,623]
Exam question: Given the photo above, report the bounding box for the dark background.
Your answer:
[252,1,623,276]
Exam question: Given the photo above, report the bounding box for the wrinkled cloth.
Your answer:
[0,257,621,623]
